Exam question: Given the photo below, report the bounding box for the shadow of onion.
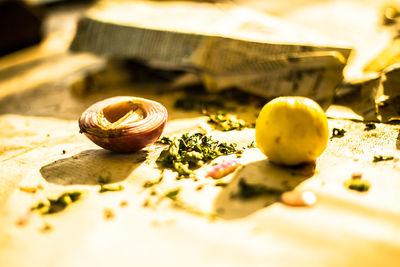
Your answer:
[40,149,146,185]
[213,159,316,220]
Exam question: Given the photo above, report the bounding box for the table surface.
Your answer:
[1,1,400,267]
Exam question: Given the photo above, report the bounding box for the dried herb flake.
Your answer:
[31,191,83,215]
[331,128,346,139]
[207,111,246,131]
[345,179,370,192]
[156,133,240,177]
[165,188,181,201]
[156,136,173,145]
[247,141,256,148]
[99,184,124,193]
[373,155,394,162]
[214,181,228,187]
[142,176,163,188]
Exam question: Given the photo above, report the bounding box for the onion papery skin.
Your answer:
[79,96,168,153]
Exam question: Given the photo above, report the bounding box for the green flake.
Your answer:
[165,188,181,201]
[345,179,370,192]
[99,184,124,193]
[330,128,346,139]
[373,155,394,162]
[31,191,83,215]
[207,111,246,131]
[142,176,163,188]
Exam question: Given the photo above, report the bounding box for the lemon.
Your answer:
[255,96,329,166]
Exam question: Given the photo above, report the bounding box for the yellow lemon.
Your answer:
[255,96,329,166]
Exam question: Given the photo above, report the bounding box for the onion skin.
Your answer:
[79,96,168,153]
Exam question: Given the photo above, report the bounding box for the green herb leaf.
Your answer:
[156,133,240,177]
[99,184,124,193]
[31,191,83,215]
[173,161,193,176]
[207,111,246,131]
[165,188,181,201]
[345,179,370,192]
[331,128,346,139]
[247,141,256,148]
[156,136,173,145]
[373,155,394,162]
[214,181,228,187]
[142,176,163,188]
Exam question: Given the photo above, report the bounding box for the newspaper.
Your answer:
[376,63,400,122]
[362,38,400,122]
[70,0,352,107]
[332,74,381,121]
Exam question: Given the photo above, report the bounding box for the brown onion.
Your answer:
[79,96,168,153]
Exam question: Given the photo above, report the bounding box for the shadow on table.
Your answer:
[213,159,316,220]
[40,149,146,185]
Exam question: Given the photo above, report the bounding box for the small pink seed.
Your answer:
[351,172,363,179]
[281,190,317,207]
[207,159,240,179]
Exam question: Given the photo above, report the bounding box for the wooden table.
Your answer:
[1,1,400,266]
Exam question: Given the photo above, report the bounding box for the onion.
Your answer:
[79,96,168,152]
